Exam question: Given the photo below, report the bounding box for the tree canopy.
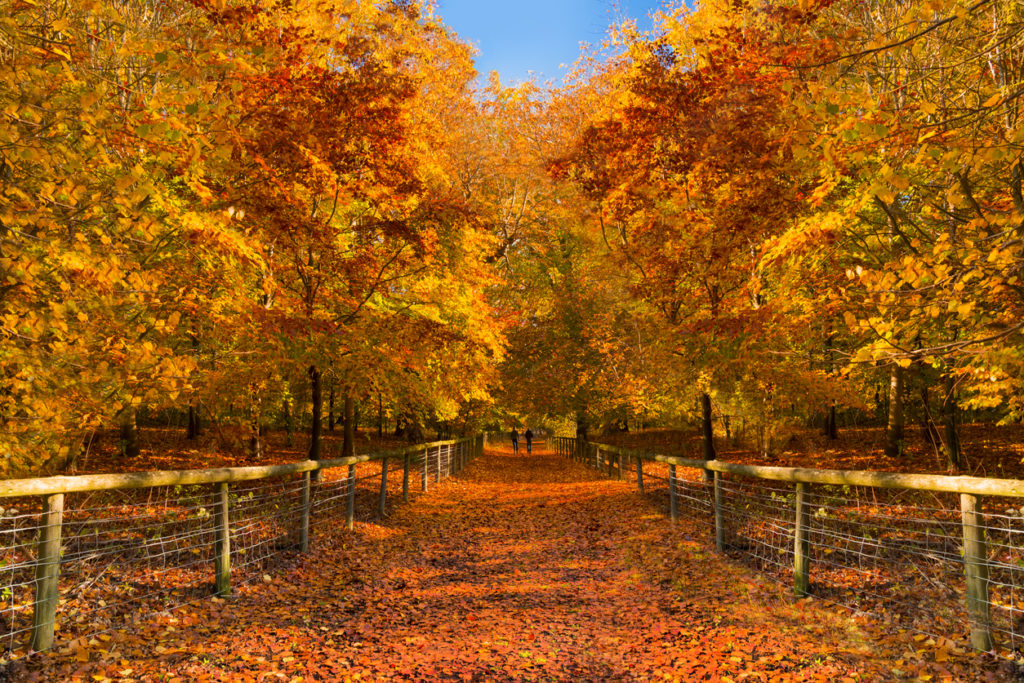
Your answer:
[2,0,1022,473]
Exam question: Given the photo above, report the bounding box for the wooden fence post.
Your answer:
[794,482,810,596]
[403,454,410,502]
[713,470,724,552]
[961,493,993,651]
[299,471,311,553]
[31,492,64,651]
[421,448,429,492]
[378,457,389,517]
[436,446,442,484]
[214,483,230,596]
[669,464,678,523]
[637,457,644,493]
[346,464,356,530]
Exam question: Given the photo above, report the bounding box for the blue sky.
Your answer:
[433,0,671,85]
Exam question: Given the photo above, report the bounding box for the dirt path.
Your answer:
[25,447,1006,681]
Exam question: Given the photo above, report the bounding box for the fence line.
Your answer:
[553,436,1024,656]
[0,435,483,662]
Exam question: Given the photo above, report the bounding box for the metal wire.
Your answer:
[0,439,474,664]
[560,438,1024,659]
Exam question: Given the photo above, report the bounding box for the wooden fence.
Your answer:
[0,435,483,654]
[553,436,1024,653]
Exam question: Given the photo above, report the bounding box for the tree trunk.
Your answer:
[701,392,716,461]
[284,398,293,447]
[575,411,588,442]
[247,414,262,459]
[919,384,943,464]
[120,408,140,458]
[884,365,905,458]
[942,374,963,471]
[186,333,201,440]
[826,402,838,440]
[328,385,335,432]
[825,331,838,440]
[342,392,355,458]
[378,393,383,438]
[308,365,322,462]
[187,403,201,440]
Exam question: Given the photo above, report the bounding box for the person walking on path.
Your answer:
[510,428,519,454]
[524,427,534,455]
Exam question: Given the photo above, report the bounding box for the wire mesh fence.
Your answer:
[552,436,1024,659]
[0,436,481,665]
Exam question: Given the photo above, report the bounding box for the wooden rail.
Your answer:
[552,436,1008,652]
[4,435,484,652]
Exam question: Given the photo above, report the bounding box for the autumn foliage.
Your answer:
[1,0,500,474]
[2,0,1023,493]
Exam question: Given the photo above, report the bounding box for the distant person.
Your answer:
[510,428,519,454]
[524,428,534,454]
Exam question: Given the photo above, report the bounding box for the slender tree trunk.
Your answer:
[342,392,355,458]
[884,365,905,457]
[328,385,335,432]
[187,403,201,440]
[919,384,943,463]
[701,392,716,461]
[284,398,293,447]
[120,408,140,458]
[942,374,962,471]
[575,411,588,442]
[186,333,201,440]
[247,403,262,460]
[826,402,838,440]
[825,331,838,440]
[378,393,383,439]
[308,366,322,462]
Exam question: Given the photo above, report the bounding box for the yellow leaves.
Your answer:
[978,92,1003,109]
[79,91,101,109]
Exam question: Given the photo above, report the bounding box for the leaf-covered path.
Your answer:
[28,447,1005,681]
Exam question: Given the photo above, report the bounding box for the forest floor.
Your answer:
[56,419,1024,482]
[19,446,1015,682]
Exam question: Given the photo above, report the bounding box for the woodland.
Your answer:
[1,0,1023,477]
[3,0,1024,679]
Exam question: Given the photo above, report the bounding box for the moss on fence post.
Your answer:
[300,471,311,553]
[214,483,230,596]
[793,482,810,596]
[714,470,724,552]
[378,457,389,517]
[669,465,678,523]
[346,465,357,530]
[421,448,429,492]
[960,493,993,651]
[403,454,410,502]
[31,492,64,651]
